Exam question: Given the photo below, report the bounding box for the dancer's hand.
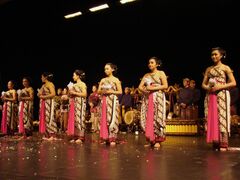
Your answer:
[209,84,222,92]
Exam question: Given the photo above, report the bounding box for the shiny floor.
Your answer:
[1,132,240,180]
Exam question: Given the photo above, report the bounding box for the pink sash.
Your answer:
[18,102,25,133]
[100,96,108,140]
[67,99,75,135]
[39,100,46,133]
[1,103,7,134]
[207,94,219,143]
[145,93,155,142]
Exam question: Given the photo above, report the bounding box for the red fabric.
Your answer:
[39,100,46,133]
[100,96,108,140]
[207,94,219,143]
[67,99,75,135]
[18,102,25,133]
[1,103,7,134]
[145,93,155,142]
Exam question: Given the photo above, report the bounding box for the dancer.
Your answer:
[98,63,122,146]
[18,77,34,137]
[1,80,18,135]
[38,72,57,141]
[138,57,168,149]
[202,47,236,151]
[67,70,87,144]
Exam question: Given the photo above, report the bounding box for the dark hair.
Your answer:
[22,76,32,85]
[149,56,162,67]
[92,84,98,89]
[106,63,118,75]
[74,69,85,81]
[211,47,226,60]
[42,72,54,82]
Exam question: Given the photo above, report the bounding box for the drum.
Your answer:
[124,109,140,125]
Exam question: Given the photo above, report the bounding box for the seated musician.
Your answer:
[120,87,133,112]
[189,79,201,119]
[177,78,194,119]
[190,80,201,105]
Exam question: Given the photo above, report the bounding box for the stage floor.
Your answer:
[1,132,240,179]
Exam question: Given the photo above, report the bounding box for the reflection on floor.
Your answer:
[1,132,240,179]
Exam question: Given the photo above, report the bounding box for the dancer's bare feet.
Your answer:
[75,139,83,144]
[220,147,227,152]
[110,142,116,146]
[70,139,75,143]
[47,136,54,141]
[144,144,151,147]
[100,141,106,145]
[42,137,49,140]
[154,143,161,149]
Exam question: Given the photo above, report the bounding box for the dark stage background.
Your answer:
[0,0,239,118]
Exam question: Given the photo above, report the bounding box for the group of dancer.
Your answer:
[0,47,237,150]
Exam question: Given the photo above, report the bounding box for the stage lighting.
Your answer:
[89,4,109,12]
[64,11,82,19]
[120,0,137,4]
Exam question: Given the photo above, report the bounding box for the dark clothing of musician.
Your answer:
[178,87,194,106]
[192,88,201,105]
[120,94,133,111]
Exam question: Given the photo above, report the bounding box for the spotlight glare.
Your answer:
[120,0,137,4]
[64,11,82,19]
[89,4,109,12]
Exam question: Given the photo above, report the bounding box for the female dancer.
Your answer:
[67,70,87,144]
[1,80,18,135]
[98,63,122,146]
[38,72,57,141]
[138,57,168,149]
[202,47,236,151]
[18,77,34,137]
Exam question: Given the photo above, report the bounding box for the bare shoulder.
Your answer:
[222,64,232,72]
[80,81,87,88]
[100,77,106,82]
[158,70,166,76]
[28,87,34,92]
[47,82,55,89]
[143,73,150,78]
[11,89,16,93]
[113,77,121,83]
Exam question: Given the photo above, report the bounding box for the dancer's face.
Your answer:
[92,85,97,92]
[41,75,46,83]
[72,72,79,82]
[104,64,113,76]
[22,78,29,87]
[211,50,222,64]
[7,81,13,90]
[148,59,158,71]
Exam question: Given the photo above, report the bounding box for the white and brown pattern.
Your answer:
[73,84,86,137]
[5,91,18,131]
[153,90,166,139]
[100,80,119,139]
[42,86,57,134]
[19,89,34,131]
